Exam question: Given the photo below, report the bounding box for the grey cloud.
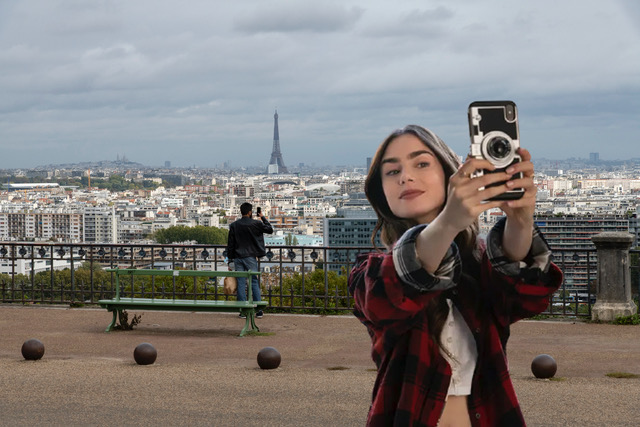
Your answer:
[233,3,364,34]
[362,6,454,39]
[49,9,122,36]
[618,0,640,34]
[0,1,638,168]
[405,6,454,22]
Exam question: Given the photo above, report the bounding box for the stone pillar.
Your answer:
[591,232,637,322]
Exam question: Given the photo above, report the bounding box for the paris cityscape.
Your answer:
[2,111,640,246]
[1,111,639,293]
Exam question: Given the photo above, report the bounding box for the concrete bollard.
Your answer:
[591,232,637,322]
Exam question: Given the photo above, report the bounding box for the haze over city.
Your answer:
[1,0,639,169]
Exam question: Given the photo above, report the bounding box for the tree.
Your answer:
[262,267,351,313]
[153,225,228,244]
[284,234,299,246]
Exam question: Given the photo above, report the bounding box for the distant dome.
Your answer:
[306,183,340,192]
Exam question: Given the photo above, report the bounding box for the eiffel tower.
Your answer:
[268,110,288,174]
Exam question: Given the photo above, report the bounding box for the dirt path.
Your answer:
[1,306,639,425]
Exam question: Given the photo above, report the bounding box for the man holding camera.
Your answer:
[226,202,273,318]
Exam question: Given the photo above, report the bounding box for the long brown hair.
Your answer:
[366,125,478,251]
[365,125,479,346]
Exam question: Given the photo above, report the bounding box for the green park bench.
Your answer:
[98,268,267,337]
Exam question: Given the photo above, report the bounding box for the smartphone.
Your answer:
[256,207,261,216]
[468,100,524,201]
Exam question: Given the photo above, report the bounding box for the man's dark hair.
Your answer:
[240,202,253,216]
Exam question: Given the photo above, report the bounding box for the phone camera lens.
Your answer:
[505,105,515,120]
[487,137,511,159]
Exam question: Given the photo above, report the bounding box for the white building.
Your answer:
[0,257,74,276]
[198,213,221,228]
[161,197,184,208]
[83,206,118,243]
[0,209,84,243]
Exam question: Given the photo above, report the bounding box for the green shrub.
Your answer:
[614,314,640,325]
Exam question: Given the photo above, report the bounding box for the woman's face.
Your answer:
[380,133,446,224]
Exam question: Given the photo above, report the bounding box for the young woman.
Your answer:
[348,125,562,426]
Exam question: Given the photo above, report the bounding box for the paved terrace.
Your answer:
[1,305,639,426]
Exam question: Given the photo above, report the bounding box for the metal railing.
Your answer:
[0,242,366,313]
[0,242,638,316]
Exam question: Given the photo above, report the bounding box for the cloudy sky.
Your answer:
[1,0,638,169]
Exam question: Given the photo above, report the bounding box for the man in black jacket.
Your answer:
[226,202,273,318]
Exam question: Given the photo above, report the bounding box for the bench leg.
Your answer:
[238,308,260,337]
[105,309,119,332]
[249,311,260,333]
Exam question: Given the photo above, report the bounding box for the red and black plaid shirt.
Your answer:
[348,218,563,426]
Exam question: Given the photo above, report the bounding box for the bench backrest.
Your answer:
[105,268,261,302]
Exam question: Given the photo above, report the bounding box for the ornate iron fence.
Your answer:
[0,242,638,316]
[0,243,366,313]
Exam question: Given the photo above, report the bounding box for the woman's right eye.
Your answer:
[385,169,399,176]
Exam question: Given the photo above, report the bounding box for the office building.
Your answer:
[323,217,380,273]
[534,215,630,290]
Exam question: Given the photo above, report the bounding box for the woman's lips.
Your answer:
[399,190,423,199]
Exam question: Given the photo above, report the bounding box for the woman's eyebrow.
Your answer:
[382,150,434,164]
[409,150,434,159]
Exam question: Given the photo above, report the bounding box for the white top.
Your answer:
[438,299,478,396]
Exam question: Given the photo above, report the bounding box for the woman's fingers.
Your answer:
[451,146,539,216]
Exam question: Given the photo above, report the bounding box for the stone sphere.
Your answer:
[531,354,557,378]
[21,338,45,360]
[133,343,157,365]
[257,346,281,370]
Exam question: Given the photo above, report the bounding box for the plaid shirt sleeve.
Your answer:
[349,224,462,329]
[481,217,563,325]
[393,224,461,294]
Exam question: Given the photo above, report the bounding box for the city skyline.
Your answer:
[5,149,640,173]
[0,1,639,169]
[1,152,639,173]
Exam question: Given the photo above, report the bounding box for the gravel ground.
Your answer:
[1,305,639,426]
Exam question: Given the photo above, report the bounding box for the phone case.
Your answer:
[468,100,519,147]
[468,100,524,201]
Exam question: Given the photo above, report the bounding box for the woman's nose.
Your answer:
[399,170,414,184]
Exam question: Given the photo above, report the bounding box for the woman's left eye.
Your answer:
[417,162,430,168]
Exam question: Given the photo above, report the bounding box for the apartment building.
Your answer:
[119,219,150,243]
[83,206,118,243]
[270,215,302,230]
[535,216,630,251]
[0,210,83,242]
[197,213,221,228]
[534,215,631,290]
[339,179,364,195]
[302,216,325,235]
